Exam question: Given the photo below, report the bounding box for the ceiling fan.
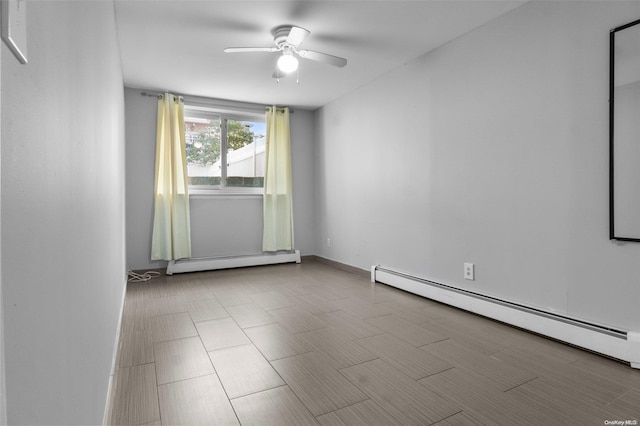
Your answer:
[224,25,348,78]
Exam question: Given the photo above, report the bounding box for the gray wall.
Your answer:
[315,1,640,333]
[125,88,317,270]
[1,2,126,424]
[0,13,4,424]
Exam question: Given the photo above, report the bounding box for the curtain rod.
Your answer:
[139,91,294,113]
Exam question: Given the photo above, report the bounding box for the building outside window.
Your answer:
[184,106,265,193]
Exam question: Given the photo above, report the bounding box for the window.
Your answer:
[184,106,265,193]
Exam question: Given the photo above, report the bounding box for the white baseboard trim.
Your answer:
[167,250,301,275]
[629,332,640,369]
[372,266,639,368]
[103,275,128,425]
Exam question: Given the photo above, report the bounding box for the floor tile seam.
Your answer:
[302,326,377,344]
[191,319,223,372]
[419,338,493,367]
[262,349,315,363]
[235,319,278,330]
[313,397,400,422]
[605,387,639,407]
[154,334,216,379]
[188,313,233,324]
[289,324,331,336]
[229,383,316,426]
[226,383,291,403]
[202,339,256,353]
[156,366,241,424]
[448,355,536,392]
[113,361,157,372]
[426,409,465,425]
[191,313,244,327]
[418,358,505,395]
[151,359,163,426]
[213,360,288,401]
[146,310,190,324]
[269,350,370,395]
[365,328,448,349]
[502,376,540,393]
[182,295,222,304]
[490,350,574,385]
[152,334,206,347]
[361,313,394,323]
[182,304,230,318]
[415,368,468,406]
[336,356,383,375]
[188,369,243,426]
[353,332,438,365]
[414,366,457,382]
[307,307,344,316]
[218,312,252,341]
[335,359,463,425]
[260,303,297,312]
[568,358,640,390]
[241,326,301,361]
[151,330,200,345]
[498,379,627,425]
[416,371,529,426]
[117,357,157,370]
[215,299,255,309]
[504,340,583,363]
[337,355,455,389]
[206,342,265,361]
[313,294,352,302]
[156,371,221,389]
[534,371,639,409]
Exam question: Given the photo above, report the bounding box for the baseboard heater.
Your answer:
[167,250,301,275]
[371,266,640,369]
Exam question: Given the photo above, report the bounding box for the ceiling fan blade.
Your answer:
[224,47,279,53]
[297,49,347,68]
[286,26,310,47]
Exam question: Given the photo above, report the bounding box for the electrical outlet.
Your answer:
[464,263,475,280]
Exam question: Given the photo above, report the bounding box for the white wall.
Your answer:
[613,81,640,237]
[1,2,126,424]
[125,88,317,270]
[315,1,640,333]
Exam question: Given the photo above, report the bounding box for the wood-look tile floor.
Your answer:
[106,260,640,425]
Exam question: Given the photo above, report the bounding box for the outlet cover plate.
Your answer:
[464,263,474,280]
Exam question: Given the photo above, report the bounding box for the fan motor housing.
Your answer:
[272,25,294,47]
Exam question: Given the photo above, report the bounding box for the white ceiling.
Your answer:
[115,1,525,110]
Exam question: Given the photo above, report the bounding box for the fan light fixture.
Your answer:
[224,25,347,80]
[277,50,299,73]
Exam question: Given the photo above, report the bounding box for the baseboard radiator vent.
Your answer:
[371,266,640,369]
[167,250,301,275]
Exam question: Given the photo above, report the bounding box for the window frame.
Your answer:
[184,105,265,196]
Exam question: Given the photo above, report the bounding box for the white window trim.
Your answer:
[184,105,265,196]
[189,188,263,197]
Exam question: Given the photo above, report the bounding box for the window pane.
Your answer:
[226,119,265,188]
[185,115,221,186]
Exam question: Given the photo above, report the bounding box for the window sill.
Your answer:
[189,188,263,199]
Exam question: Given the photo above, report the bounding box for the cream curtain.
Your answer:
[151,93,192,260]
[263,106,295,251]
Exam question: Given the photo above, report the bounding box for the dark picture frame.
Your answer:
[610,18,640,242]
